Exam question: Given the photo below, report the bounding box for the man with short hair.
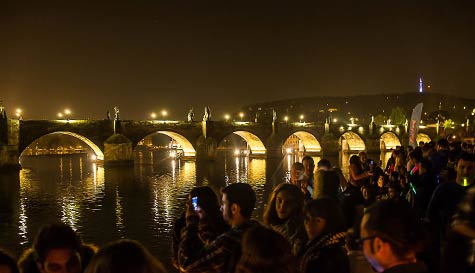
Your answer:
[360,200,428,273]
[426,152,475,242]
[178,183,257,273]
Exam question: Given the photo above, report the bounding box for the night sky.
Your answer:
[1,1,474,119]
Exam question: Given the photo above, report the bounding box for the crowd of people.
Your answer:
[1,139,475,273]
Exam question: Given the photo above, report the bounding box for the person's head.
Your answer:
[264,184,304,225]
[236,226,298,273]
[189,186,222,224]
[377,175,387,188]
[387,184,400,200]
[84,240,166,273]
[409,148,423,164]
[437,139,449,151]
[0,249,19,273]
[389,172,399,183]
[302,156,315,178]
[317,158,331,171]
[361,185,375,204]
[418,159,431,175]
[289,162,305,184]
[304,198,345,241]
[358,151,368,164]
[221,183,256,226]
[360,199,423,272]
[455,152,475,186]
[32,223,83,273]
[349,155,361,166]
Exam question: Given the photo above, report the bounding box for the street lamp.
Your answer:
[64,109,71,120]
[150,112,157,119]
[284,116,289,122]
[239,112,244,120]
[15,108,22,120]
[57,113,63,119]
[299,114,304,123]
[161,110,168,119]
[224,114,230,121]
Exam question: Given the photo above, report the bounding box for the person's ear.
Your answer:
[373,237,385,254]
[231,203,240,216]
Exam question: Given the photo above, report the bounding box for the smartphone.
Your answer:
[191,196,199,211]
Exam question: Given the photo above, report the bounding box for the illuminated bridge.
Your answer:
[0,116,443,170]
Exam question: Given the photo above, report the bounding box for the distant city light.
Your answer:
[57,113,63,118]
[224,114,230,121]
[150,112,157,119]
[64,109,71,115]
[161,110,168,117]
[239,112,244,120]
[299,114,304,122]
[284,116,289,122]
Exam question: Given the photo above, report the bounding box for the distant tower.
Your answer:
[419,77,423,93]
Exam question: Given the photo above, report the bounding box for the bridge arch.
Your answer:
[416,133,431,145]
[20,131,104,160]
[380,132,401,151]
[219,131,266,156]
[339,131,366,151]
[283,131,322,154]
[138,131,196,157]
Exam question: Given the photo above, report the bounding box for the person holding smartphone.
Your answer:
[171,186,228,270]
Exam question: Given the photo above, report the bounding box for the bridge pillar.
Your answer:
[104,134,133,166]
[265,135,283,158]
[0,119,21,171]
[196,136,217,161]
[320,133,339,156]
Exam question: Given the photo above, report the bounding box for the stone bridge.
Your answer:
[0,117,437,169]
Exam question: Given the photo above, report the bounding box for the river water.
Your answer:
[0,150,389,272]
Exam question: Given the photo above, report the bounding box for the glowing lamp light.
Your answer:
[234,149,240,156]
[90,155,97,161]
[239,112,244,120]
[64,109,71,115]
[284,116,289,122]
[224,114,230,121]
[58,113,63,118]
[333,118,338,123]
[161,110,168,117]
[286,148,292,154]
[150,112,157,119]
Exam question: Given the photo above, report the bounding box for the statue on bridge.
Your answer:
[114,106,120,121]
[203,106,211,122]
[0,101,4,119]
[187,108,194,122]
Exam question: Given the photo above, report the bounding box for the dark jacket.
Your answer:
[299,232,350,273]
[178,220,259,273]
[382,262,428,273]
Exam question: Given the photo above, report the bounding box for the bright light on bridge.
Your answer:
[224,114,230,121]
[150,112,157,119]
[161,110,168,117]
